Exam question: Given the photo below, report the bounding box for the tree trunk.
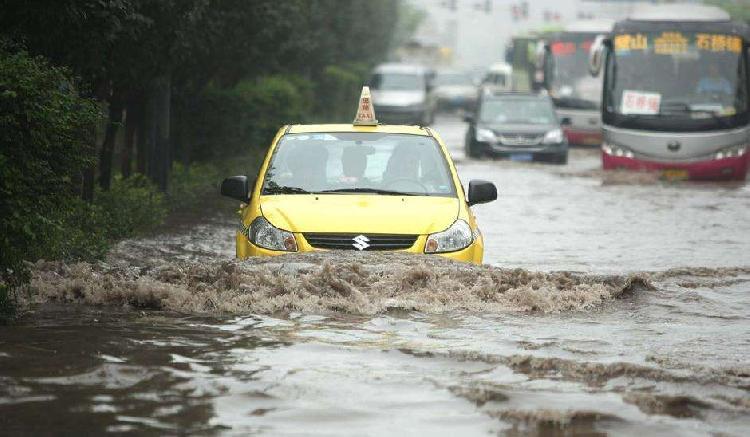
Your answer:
[135,96,148,175]
[82,167,95,202]
[121,100,139,179]
[150,75,171,192]
[98,95,124,190]
[81,125,98,202]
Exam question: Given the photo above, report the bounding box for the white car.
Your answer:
[369,63,437,125]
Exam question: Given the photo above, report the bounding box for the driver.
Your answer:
[383,144,420,183]
[696,64,733,96]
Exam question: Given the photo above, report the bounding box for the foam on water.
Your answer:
[27,252,652,315]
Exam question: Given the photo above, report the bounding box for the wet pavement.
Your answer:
[2,114,750,435]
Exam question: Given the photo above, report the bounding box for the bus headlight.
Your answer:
[602,142,634,158]
[542,128,564,144]
[247,216,297,252]
[714,145,747,160]
[476,128,496,143]
[425,220,473,253]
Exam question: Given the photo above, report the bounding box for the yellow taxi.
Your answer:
[220,87,497,264]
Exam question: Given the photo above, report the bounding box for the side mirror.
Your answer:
[220,175,251,202]
[467,180,497,206]
[560,117,572,126]
[588,34,608,77]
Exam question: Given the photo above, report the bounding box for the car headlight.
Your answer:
[602,142,634,158]
[543,128,564,144]
[476,128,496,143]
[246,216,297,252]
[424,220,473,253]
[714,144,747,160]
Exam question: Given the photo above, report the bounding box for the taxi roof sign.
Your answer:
[353,86,378,126]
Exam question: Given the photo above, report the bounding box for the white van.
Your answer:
[481,63,513,92]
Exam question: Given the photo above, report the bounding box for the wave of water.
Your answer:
[27,252,653,315]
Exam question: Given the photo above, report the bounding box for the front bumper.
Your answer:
[602,152,749,181]
[564,127,602,146]
[236,233,483,264]
[474,141,567,160]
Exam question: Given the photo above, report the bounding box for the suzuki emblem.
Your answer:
[352,235,370,251]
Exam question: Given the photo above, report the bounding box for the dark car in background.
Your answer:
[464,92,569,164]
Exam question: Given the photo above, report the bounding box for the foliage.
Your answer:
[0,284,16,324]
[0,46,100,287]
[177,75,313,162]
[315,63,370,122]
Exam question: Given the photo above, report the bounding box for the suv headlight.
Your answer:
[424,220,473,253]
[542,128,564,144]
[714,145,747,160]
[246,216,297,252]
[476,128,496,143]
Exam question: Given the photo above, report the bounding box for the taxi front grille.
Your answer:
[303,233,418,251]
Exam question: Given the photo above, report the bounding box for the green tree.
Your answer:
[0,46,100,287]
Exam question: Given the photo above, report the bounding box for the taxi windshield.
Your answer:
[262,133,456,197]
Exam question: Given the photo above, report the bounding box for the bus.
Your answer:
[537,20,614,146]
[589,4,749,181]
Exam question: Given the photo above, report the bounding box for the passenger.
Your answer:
[339,146,368,184]
[696,64,733,96]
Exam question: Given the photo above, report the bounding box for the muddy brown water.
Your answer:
[2,116,750,435]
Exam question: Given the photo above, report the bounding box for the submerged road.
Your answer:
[1,114,749,435]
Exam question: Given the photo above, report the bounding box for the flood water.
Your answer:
[2,115,750,435]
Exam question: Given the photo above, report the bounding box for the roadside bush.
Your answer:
[0,46,100,288]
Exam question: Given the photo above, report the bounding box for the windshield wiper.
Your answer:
[319,188,418,196]
[263,185,311,195]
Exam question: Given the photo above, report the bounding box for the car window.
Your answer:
[370,73,424,91]
[435,73,473,86]
[262,133,456,197]
[484,73,507,86]
[480,98,556,124]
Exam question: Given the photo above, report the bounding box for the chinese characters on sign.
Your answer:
[621,90,661,115]
[614,33,648,52]
[654,32,687,55]
[615,32,743,54]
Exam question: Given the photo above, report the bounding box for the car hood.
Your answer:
[371,89,425,107]
[260,195,459,234]
[480,123,557,134]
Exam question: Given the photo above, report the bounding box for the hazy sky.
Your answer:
[405,0,692,69]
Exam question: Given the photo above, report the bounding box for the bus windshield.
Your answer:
[548,34,601,109]
[606,31,747,125]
